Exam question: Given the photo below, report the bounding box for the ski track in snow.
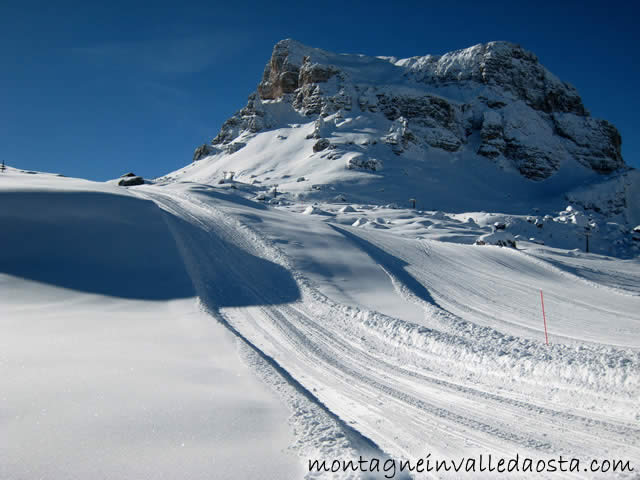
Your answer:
[137,184,640,479]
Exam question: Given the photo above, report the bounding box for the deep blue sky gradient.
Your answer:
[1,0,638,180]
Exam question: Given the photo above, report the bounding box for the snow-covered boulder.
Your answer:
[339,205,356,213]
[475,231,517,248]
[118,176,144,186]
[302,205,324,215]
[493,221,506,230]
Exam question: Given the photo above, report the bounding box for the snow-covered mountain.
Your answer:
[165,39,638,223]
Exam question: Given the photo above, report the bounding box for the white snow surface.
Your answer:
[0,168,304,479]
[2,167,639,478]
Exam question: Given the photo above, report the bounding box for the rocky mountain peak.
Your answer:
[189,39,626,189]
[257,39,348,101]
[403,40,587,116]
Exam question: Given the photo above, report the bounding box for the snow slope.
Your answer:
[0,280,301,480]
[0,169,305,479]
[2,168,639,478]
[139,180,639,476]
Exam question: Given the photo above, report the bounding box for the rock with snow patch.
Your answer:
[345,155,382,172]
[193,144,215,162]
[493,222,506,230]
[302,205,324,215]
[475,231,517,248]
[118,176,144,186]
[313,138,331,152]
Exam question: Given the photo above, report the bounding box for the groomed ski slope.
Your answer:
[137,182,639,476]
[2,170,639,479]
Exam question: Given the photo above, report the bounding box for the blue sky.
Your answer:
[1,0,638,180]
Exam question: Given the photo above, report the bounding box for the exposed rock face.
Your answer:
[193,144,214,161]
[346,155,383,172]
[299,57,339,86]
[377,94,463,152]
[313,138,331,152]
[198,38,625,181]
[258,41,303,100]
[383,117,417,153]
[566,169,639,218]
[212,93,268,147]
[400,42,587,116]
[477,111,505,159]
[552,114,624,173]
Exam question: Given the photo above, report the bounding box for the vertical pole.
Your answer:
[586,234,589,253]
[540,290,549,345]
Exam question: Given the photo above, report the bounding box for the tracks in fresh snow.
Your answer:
[140,185,640,476]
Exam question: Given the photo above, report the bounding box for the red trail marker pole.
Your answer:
[540,290,549,345]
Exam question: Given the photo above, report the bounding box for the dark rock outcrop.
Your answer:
[313,138,331,152]
[346,156,383,171]
[118,176,144,186]
[552,114,624,174]
[193,144,214,161]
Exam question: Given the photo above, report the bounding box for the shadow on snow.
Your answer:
[0,190,300,305]
[329,224,439,307]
